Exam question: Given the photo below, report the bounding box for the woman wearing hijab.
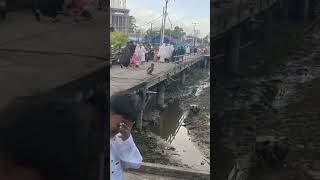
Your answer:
[139,44,146,65]
[119,42,131,68]
[153,45,159,62]
[130,44,140,68]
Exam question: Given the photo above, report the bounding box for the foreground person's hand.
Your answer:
[118,122,133,141]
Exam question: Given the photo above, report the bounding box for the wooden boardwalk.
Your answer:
[110,54,206,96]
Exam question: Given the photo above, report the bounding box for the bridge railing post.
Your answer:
[181,70,186,85]
[157,83,165,109]
[137,88,146,130]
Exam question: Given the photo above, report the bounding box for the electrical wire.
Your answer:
[139,15,163,27]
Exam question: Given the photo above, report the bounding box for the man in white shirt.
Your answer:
[110,93,143,180]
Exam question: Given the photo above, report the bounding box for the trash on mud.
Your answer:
[190,104,200,114]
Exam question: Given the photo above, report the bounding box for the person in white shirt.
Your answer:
[110,93,143,180]
[159,44,166,63]
[139,44,147,64]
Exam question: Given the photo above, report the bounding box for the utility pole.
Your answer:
[201,35,204,47]
[150,23,153,43]
[160,6,164,45]
[169,23,172,44]
[192,22,199,47]
[161,0,169,45]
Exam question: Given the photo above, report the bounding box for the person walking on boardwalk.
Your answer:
[128,41,136,58]
[119,42,131,68]
[140,44,146,65]
[149,45,154,62]
[110,93,143,180]
[130,44,140,67]
[159,43,166,63]
[153,45,159,62]
[186,45,190,54]
[165,44,173,62]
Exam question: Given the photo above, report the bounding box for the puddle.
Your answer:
[151,100,210,171]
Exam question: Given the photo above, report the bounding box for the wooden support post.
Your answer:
[181,70,186,85]
[225,26,241,74]
[204,58,208,68]
[157,83,165,109]
[137,89,146,130]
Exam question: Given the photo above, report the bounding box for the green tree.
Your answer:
[110,31,128,58]
[143,26,186,42]
[144,28,160,42]
[171,26,186,39]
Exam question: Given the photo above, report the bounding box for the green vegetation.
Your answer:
[144,26,186,42]
[110,31,128,58]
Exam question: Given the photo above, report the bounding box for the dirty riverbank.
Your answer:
[213,19,320,180]
[132,66,210,171]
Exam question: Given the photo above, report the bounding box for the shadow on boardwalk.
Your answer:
[0,10,107,108]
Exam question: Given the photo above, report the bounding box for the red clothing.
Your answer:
[65,0,95,16]
[130,53,138,66]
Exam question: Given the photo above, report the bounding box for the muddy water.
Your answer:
[151,68,210,171]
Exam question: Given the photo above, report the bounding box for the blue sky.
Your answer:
[126,0,210,37]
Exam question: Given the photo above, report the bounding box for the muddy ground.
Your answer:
[214,19,320,179]
[131,67,210,169]
[180,85,210,161]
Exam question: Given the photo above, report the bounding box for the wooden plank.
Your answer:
[110,55,205,96]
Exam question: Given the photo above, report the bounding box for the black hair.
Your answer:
[0,95,102,180]
[110,93,141,123]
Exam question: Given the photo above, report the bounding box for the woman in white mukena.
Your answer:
[110,93,143,180]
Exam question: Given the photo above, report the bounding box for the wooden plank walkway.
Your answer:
[110,54,205,96]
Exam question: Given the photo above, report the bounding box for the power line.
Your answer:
[140,15,163,27]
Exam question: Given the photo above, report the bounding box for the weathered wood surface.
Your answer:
[0,11,107,108]
[110,55,205,96]
[211,0,278,39]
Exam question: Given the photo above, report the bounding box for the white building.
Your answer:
[110,0,130,35]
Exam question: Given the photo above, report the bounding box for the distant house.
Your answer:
[110,0,130,35]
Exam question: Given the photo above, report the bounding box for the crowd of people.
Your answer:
[0,0,98,23]
[118,41,208,69]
